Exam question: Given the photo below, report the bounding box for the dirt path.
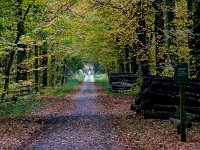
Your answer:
[23,75,135,149]
[1,75,200,150]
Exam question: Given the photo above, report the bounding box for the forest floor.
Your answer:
[0,75,200,150]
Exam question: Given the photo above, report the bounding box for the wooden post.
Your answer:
[180,82,186,142]
[174,62,188,142]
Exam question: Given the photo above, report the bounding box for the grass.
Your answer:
[0,74,84,118]
[123,77,143,96]
[0,94,41,118]
[94,74,110,92]
[42,75,84,97]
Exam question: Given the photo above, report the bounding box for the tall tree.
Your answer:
[1,0,34,99]
[42,42,48,87]
[16,44,27,81]
[154,0,166,75]
[34,44,39,92]
[125,44,130,72]
[164,0,176,65]
[190,0,200,78]
[136,0,149,76]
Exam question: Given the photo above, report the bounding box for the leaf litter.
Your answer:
[0,83,199,149]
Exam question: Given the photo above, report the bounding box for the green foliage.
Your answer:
[0,94,40,117]
[42,73,84,96]
[0,0,200,113]
[94,74,110,92]
[128,78,143,96]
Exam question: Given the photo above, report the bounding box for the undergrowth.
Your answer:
[41,73,84,96]
[94,74,110,92]
[0,94,40,118]
[0,73,84,117]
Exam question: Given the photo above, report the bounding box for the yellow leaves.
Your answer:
[178,46,190,63]
[20,36,34,46]
[0,51,9,57]
[8,80,33,93]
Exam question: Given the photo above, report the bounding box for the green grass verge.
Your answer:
[0,74,84,117]
[123,78,143,96]
[94,74,110,92]
[0,94,41,118]
[42,75,84,97]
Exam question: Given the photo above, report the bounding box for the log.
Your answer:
[151,81,179,92]
[144,111,172,119]
[143,75,175,84]
[143,75,200,94]
[141,102,154,110]
[111,87,132,90]
[110,73,136,83]
[141,91,179,105]
[186,107,200,115]
[141,91,200,107]
[188,115,200,122]
[133,105,142,113]
[153,105,200,115]
[154,104,177,112]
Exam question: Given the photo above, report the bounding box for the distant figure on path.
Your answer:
[88,68,92,75]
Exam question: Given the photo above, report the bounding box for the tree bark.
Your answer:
[2,0,23,99]
[42,42,48,87]
[16,44,27,82]
[164,0,176,64]
[136,0,149,76]
[190,1,200,79]
[50,55,56,87]
[165,0,175,49]
[61,59,67,86]
[34,45,39,92]
[124,44,130,72]
[154,0,166,75]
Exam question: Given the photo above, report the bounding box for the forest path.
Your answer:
[23,75,135,150]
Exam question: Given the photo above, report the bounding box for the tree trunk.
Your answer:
[50,55,56,87]
[34,45,39,92]
[16,44,27,82]
[136,0,149,76]
[1,0,23,99]
[190,1,200,79]
[42,42,48,87]
[118,58,125,72]
[61,59,67,86]
[164,0,176,64]
[154,0,166,75]
[124,44,130,72]
[165,0,175,48]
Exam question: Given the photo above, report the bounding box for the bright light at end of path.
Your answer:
[84,75,94,82]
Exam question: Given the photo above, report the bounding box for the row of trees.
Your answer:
[0,0,200,101]
[83,0,200,79]
[0,0,84,101]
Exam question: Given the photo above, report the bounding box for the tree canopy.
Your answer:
[0,0,200,101]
